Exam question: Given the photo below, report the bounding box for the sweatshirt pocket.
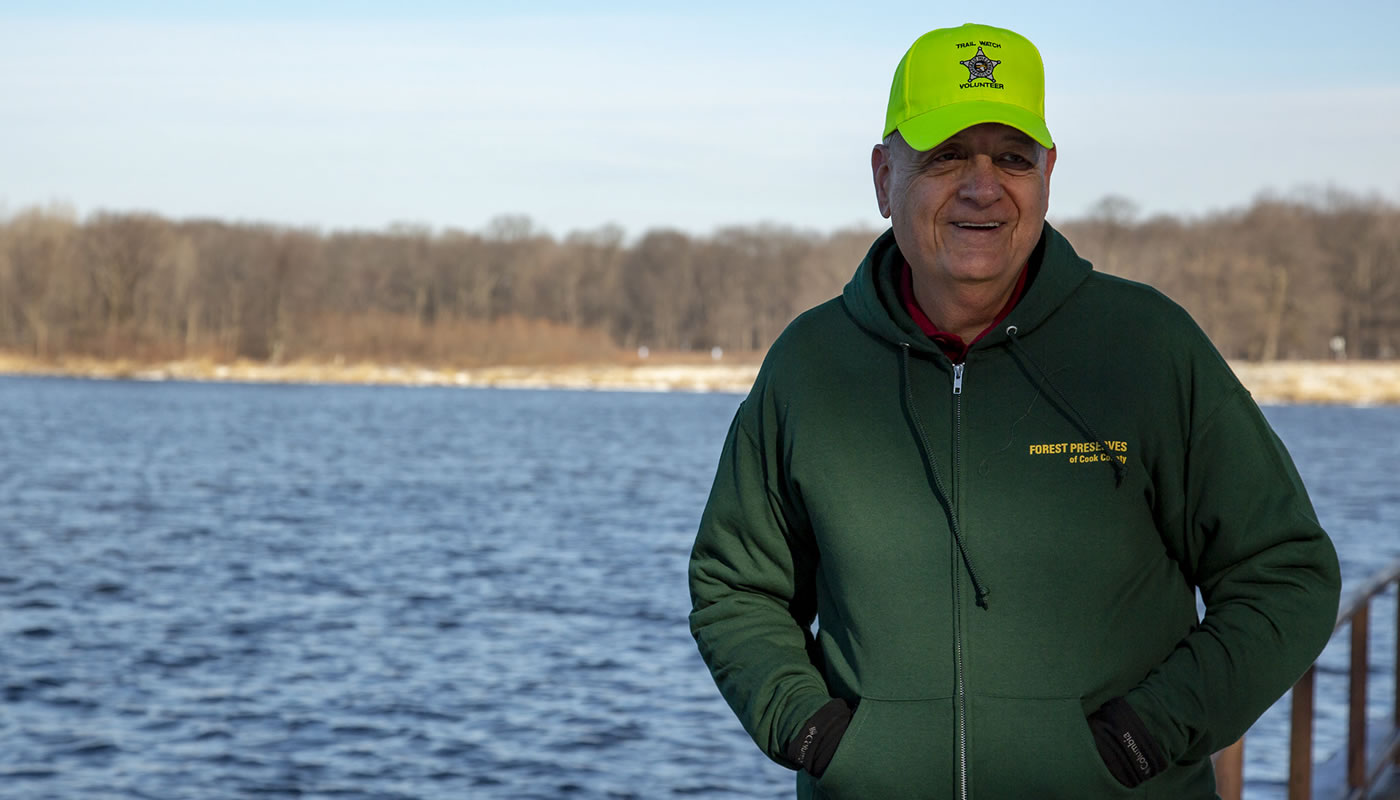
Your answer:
[813,697,956,800]
[969,694,1140,799]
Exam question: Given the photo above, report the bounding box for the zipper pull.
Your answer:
[952,363,964,395]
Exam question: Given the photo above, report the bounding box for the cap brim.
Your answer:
[896,100,1054,151]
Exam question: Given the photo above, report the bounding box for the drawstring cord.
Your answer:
[1004,326,1127,487]
[900,343,990,609]
[894,325,1123,611]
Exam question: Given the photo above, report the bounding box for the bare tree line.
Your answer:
[1061,191,1400,360]
[0,190,1396,366]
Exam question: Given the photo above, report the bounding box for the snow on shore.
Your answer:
[2,355,1399,405]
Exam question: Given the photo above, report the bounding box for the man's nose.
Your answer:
[957,155,1003,207]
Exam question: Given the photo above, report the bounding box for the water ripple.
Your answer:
[0,378,1392,800]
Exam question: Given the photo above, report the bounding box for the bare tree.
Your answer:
[0,192,1394,367]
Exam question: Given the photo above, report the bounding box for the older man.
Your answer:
[688,22,1341,799]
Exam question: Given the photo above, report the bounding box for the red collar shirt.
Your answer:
[898,261,1029,364]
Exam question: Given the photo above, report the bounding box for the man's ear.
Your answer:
[872,144,893,219]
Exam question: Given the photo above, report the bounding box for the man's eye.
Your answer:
[930,151,961,163]
[999,153,1033,168]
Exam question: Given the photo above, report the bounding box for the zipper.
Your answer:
[899,345,979,799]
[953,361,968,800]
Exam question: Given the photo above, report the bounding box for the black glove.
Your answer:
[784,698,855,778]
[1087,696,1168,787]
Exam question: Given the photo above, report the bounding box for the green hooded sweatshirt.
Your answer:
[689,225,1341,799]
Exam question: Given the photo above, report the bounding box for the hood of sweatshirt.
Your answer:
[841,221,1093,360]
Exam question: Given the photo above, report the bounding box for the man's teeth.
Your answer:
[955,222,1000,228]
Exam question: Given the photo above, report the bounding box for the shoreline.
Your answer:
[2,355,1400,405]
[0,355,763,394]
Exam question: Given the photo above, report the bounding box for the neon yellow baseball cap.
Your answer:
[884,23,1053,151]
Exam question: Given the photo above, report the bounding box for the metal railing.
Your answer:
[1213,557,1400,800]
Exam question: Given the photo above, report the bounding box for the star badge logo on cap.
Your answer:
[958,47,1001,83]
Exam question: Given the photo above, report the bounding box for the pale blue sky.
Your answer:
[3,1,1398,236]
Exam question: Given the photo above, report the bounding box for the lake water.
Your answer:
[0,376,1396,799]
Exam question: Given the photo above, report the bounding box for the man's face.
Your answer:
[873,123,1055,288]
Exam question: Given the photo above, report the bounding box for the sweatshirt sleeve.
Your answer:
[688,401,834,768]
[1126,385,1342,763]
